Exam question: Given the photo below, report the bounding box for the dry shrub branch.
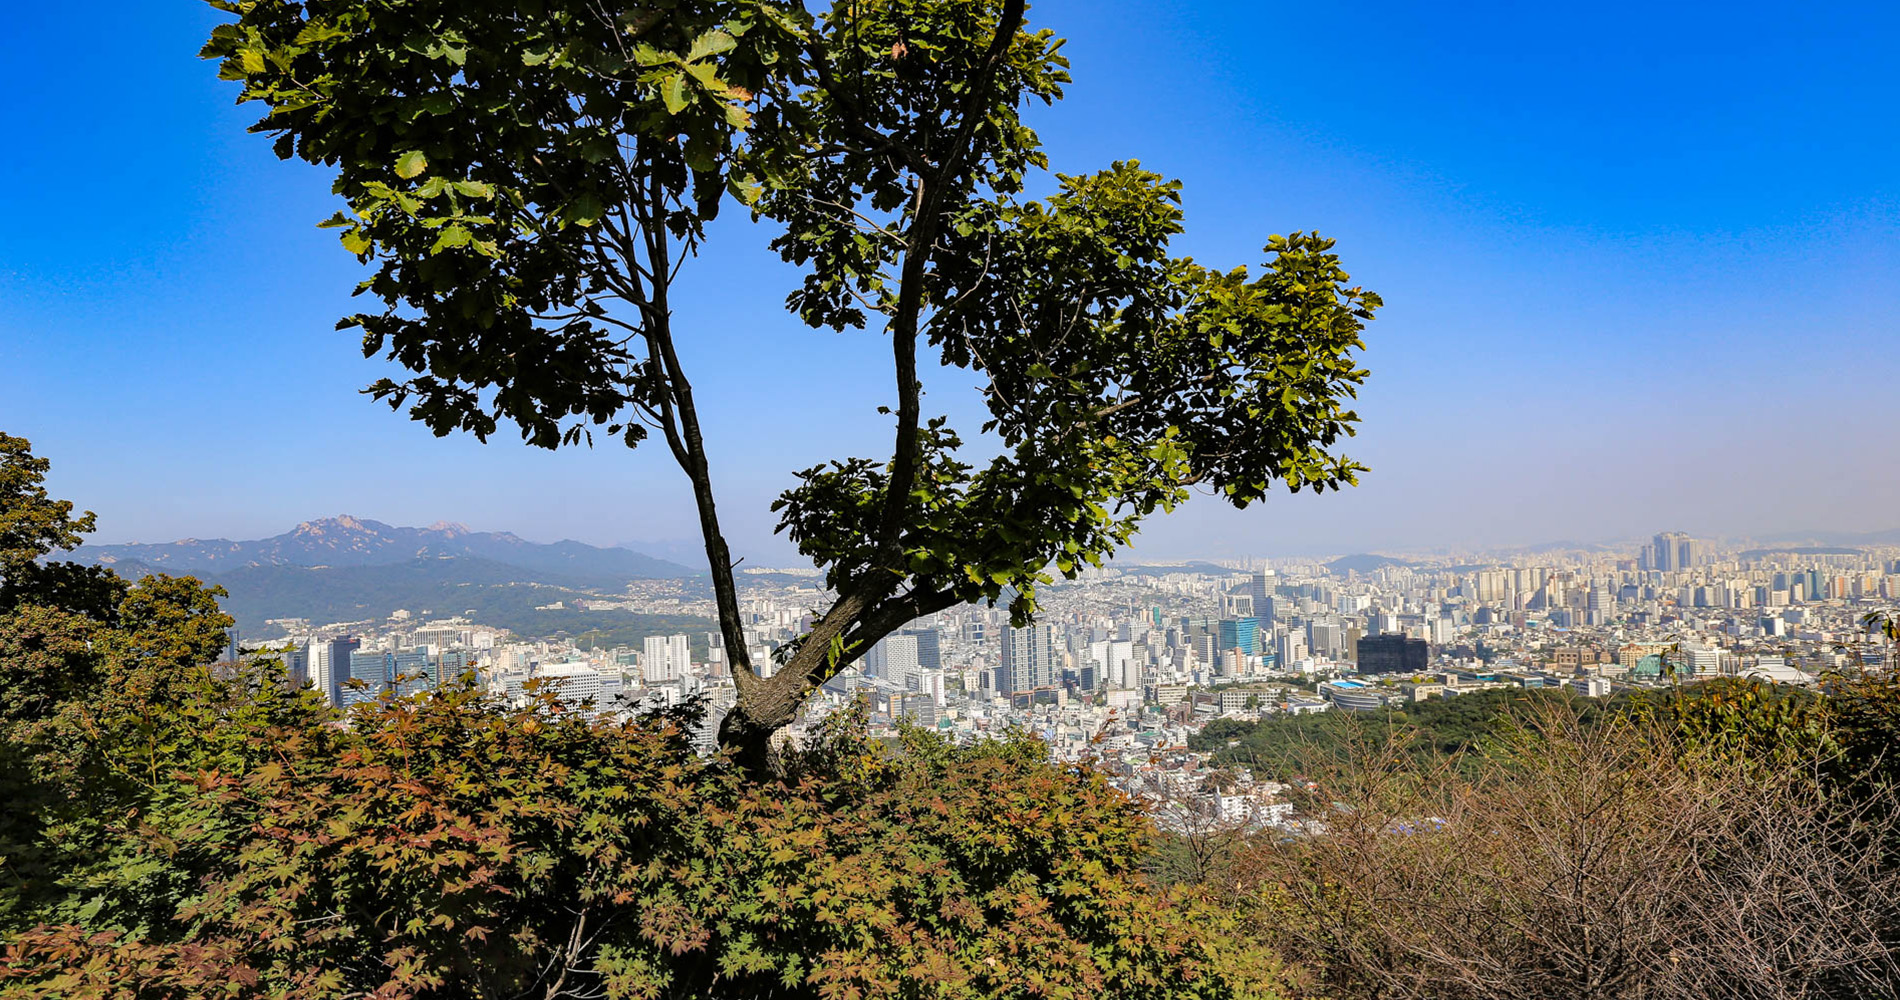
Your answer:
[1239,701,1900,1000]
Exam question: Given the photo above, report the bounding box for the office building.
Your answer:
[1088,638,1136,689]
[309,636,360,706]
[391,648,433,697]
[901,627,942,671]
[1356,634,1429,675]
[345,648,391,707]
[437,648,477,684]
[1217,617,1259,656]
[1249,571,1276,622]
[281,645,309,689]
[865,633,921,688]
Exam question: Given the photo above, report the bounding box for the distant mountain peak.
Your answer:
[292,514,392,537]
[426,520,472,536]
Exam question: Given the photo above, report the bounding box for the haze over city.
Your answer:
[4,0,1897,560]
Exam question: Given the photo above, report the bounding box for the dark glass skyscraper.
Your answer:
[1356,634,1429,674]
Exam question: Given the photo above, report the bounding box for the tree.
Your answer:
[0,434,90,585]
[203,0,1380,772]
[0,434,125,621]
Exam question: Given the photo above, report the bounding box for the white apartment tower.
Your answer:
[641,634,690,685]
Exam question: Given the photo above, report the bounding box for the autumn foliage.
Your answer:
[0,659,1274,999]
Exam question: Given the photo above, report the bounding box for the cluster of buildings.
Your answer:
[260,530,1900,831]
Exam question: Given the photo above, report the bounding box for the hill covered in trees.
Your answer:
[71,518,711,642]
[1190,682,1832,778]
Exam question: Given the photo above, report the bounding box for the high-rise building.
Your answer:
[281,646,309,689]
[521,662,603,711]
[309,636,360,706]
[345,648,391,707]
[1217,617,1259,656]
[1249,571,1276,622]
[1307,618,1345,660]
[642,634,690,684]
[1275,628,1308,667]
[1088,638,1135,689]
[1652,532,1696,573]
[901,627,942,671]
[998,624,1056,695]
[391,649,433,697]
[865,633,921,688]
[1585,587,1614,626]
[1356,634,1429,674]
[307,642,330,701]
[1677,536,1705,569]
[437,648,477,684]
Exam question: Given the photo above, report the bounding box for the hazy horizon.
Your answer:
[6,0,1896,563]
[67,509,1900,568]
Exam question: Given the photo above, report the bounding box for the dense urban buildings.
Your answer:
[258,530,1900,821]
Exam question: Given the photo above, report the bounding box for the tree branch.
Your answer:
[633,168,755,690]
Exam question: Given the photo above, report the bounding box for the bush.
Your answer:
[1236,701,1900,1000]
[0,657,1279,999]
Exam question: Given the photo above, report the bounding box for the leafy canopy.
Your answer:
[0,434,127,621]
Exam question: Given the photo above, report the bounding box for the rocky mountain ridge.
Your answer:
[74,515,697,579]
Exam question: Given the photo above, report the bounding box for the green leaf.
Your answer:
[686,29,737,63]
[730,175,765,207]
[566,193,604,227]
[293,22,350,46]
[430,225,472,252]
[661,73,689,114]
[394,150,428,180]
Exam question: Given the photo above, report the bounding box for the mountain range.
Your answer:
[74,515,697,580]
[70,517,706,639]
[1752,527,1900,548]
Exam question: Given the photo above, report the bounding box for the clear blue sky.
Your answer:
[3,1,1896,560]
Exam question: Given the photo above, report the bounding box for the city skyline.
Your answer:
[59,508,1900,569]
[4,0,1897,560]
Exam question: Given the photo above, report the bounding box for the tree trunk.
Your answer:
[718,678,807,777]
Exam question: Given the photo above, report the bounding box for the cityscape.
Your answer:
[258,528,1900,828]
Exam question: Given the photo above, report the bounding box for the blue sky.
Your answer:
[3,1,1896,560]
